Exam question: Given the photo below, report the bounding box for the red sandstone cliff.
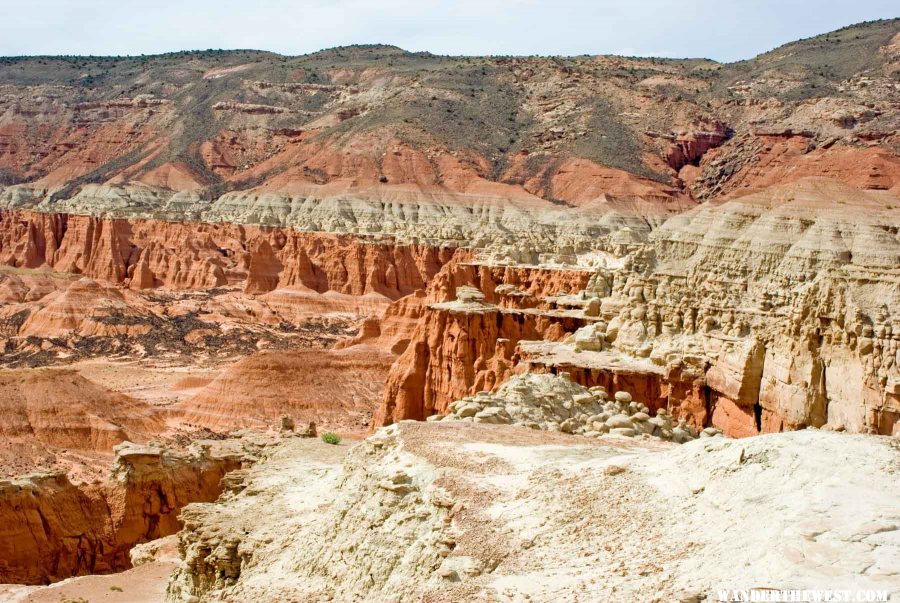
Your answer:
[0,209,462,299]
[0,441,243,585]
[376,263,594,425]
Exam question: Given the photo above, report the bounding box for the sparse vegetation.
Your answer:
[321,432,342,445]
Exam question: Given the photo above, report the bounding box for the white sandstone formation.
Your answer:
[165,422,900,602]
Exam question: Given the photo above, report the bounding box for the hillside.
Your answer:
[0,19,896,218]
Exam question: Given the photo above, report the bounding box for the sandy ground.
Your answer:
[0,560,177,603]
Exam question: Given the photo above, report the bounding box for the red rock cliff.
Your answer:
[376,263,595,425]
[0,209,462,299]
[0,441,242,585]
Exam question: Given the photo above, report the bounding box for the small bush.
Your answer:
[321,432,342,445]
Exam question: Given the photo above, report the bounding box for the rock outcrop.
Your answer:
[377,283,590,425]
[434,372,718,442]
[0,438,249,585]
[378,179,900,438]
[0,210,462,298]
[165,422,900,602]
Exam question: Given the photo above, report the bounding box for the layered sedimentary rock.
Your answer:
[0,439,247,585]
[378,179,900,437]
[0,21,898,594]
[2,22,898,222]
[0,24,898,443]
[0,209,461,298]
[647,178,900,434]
[377,264,596,425]
[179,344,396,434]
[0,368,162,458]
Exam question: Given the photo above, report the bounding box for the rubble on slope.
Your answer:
[433,372,720,443]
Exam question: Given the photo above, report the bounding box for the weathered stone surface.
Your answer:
[165,422,900,602]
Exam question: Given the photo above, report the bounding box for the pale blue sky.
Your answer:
[0,0,896,61]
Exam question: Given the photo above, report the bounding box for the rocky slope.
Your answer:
[0,21,897,245]
[165,422,900,602]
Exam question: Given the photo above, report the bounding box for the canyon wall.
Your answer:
[376,263,594,424]
[0,209,462,299]
[0,441,244,585]
[377,179,900,437]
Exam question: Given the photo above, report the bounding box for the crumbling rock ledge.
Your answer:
[165,422,900,602]
[0,438,256,585]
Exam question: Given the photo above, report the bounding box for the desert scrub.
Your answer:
[321,432,342,445]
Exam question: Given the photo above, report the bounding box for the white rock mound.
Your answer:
[435,372,720,443]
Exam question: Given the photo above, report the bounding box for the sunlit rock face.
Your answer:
[378,179,900,437]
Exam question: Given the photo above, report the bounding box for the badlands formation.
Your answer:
[0,18,898,603]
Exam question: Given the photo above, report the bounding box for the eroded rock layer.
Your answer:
[0,368,162,458]
[0,209,461,298]
[0,438,249,585]
[378,179,900,437]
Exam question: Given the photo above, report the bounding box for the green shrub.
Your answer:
[321,432,342,445]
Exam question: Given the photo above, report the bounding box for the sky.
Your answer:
[0,0,896,62]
